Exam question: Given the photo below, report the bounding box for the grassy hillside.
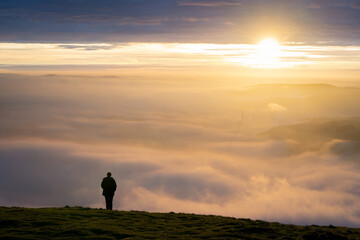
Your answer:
[0,207,359,239]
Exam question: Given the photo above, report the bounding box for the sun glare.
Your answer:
[233,38,284,69]
[257,38,281,58]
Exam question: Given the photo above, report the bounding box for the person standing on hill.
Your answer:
[101,172,117,210]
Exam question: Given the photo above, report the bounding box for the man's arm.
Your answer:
[112,179,117,192]
[101,179,105,189]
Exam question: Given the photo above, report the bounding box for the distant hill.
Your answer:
[262,118,360,155]
[238,83,343,99]
[236,84,360,122]
[1,207,359,239]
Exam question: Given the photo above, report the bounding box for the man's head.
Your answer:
[107,172,111,177]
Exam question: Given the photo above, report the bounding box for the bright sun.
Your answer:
[225,38,291,68]
[244,38,283,68]
[257,38,281,58]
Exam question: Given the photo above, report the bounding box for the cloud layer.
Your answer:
[1,74,360,227]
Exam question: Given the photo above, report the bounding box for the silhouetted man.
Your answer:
[101,172,117,210]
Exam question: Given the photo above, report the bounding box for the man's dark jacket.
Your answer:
[101,177,117,196]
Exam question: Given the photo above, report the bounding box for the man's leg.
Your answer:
[105,195,110,209]
[108,195,113,210]
[105,195,114,210]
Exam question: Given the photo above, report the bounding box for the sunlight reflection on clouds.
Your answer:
[1,42,360,71]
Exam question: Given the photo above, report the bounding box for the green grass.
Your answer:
[0,207,359,239]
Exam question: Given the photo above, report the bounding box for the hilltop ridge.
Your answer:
[1,207,359,239]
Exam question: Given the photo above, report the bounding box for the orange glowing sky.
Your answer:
[0,0,360,85]
[1,41,360,86]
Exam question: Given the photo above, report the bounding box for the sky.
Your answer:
[1,0,360,44]
[1,0,360,227]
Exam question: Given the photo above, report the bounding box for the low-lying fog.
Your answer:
[1,74,360,227]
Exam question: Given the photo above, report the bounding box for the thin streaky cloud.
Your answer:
[178,0,242,7]
[350,1,360,9]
